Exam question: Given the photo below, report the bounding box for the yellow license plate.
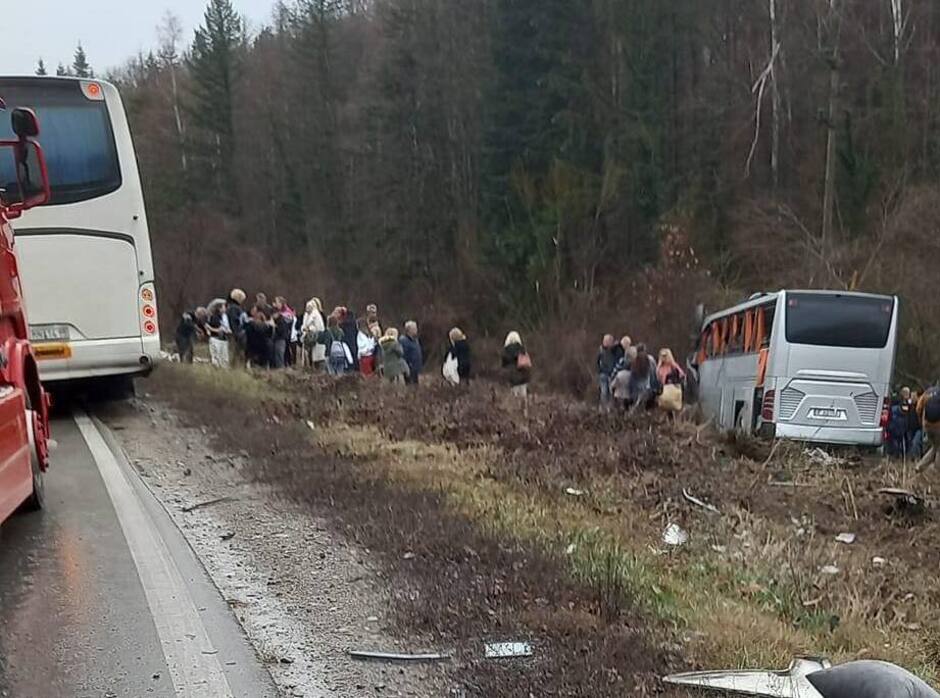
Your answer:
[34,343,72,360]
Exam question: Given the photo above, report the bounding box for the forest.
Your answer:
[88,0,940,390]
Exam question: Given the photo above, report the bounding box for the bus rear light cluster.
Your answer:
[761,389,776,422]
[880,397,891,429]
[139,283,158,337]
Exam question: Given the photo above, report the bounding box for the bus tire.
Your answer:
[23,409,45,511]
[104,375,136,401]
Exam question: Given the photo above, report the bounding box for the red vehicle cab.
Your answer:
[0,99,52,524]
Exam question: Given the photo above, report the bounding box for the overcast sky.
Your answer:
[0,0,275,76]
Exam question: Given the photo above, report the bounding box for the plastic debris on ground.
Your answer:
[820,565,840,575]
[682,488,721,515]
[564,487,585,497]
[805,447,845,467]
[835,532,856,545]
[348,650,451,662]
[484,642,533,659]
[872,556,887,567]
[662,523,689,547]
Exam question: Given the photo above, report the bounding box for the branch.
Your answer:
[745,41,782,178]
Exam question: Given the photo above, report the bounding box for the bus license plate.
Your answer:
[30,324,70,342]
[33,343,72,361]
[812,408,846,420]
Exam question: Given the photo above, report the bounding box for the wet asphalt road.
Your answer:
[0,413,277,697]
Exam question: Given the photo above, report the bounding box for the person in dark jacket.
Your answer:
[339,307,360,372]
[501,331,531,398]
[244,305,274,368]
[626,344,661,410]
[401,321,423,385]
[447,327,472,382]
[175,311,198,363]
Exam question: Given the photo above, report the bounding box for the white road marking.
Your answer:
[74,411,233,697]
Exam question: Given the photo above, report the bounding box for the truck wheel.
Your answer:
[23,409,45,511]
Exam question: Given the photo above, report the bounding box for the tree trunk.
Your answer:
[820,0,841,257]
[770,0,780,192]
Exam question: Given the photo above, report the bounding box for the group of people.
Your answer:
[174,289,534,393]
[887,385,940,468]
[596,334,687,413]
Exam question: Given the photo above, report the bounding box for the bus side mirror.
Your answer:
[11,108,40,139]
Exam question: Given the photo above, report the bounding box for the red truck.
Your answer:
[0,99,53,523]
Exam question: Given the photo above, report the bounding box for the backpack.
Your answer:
[517,352,532,370]
[329,340,348,364]
[925,392,940,424]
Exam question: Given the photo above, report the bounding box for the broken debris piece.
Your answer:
[348,650,451,663]
[682,488,721,516]
[820,565,841,576]
[564,487,585,497]
[662,523,689,547]
[484,642,533,659]
[834,533,856,545]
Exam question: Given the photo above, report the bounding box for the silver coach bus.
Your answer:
[694,290,899,447]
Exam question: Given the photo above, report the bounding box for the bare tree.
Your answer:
[158,11,188,173]
[820,0,842,257]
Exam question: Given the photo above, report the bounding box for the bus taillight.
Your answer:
[143,320,157,335]
[880,397,891,428]
[761,389,776,422]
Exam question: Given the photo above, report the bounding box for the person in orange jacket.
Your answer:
[916,386,940,470]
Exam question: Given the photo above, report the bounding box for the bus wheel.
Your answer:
[103,375,136,401]
[23,409,45,511]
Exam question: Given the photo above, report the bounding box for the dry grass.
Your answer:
[161,363,940,680]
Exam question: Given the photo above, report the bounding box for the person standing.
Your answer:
[447,328,472,383]
[597,335,617,410]
[327,315,353,376]
[401,321,423,385]
[916,386,940,470]
[501,331,532,398]
[226,289,248,367]
[379,328,408,384]
[626,344,661,410]
[340,308,360,372]
[365,304,382,336]
[175,310,198,364]
[357,318,378,376]
[245,305,275,368]
[302,298,327,369]
[206,302,231,368]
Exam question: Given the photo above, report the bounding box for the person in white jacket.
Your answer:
[302,298,327,369]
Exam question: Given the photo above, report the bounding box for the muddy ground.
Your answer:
[133,365,940,694]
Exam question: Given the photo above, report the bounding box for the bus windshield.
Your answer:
[785,292,894,349]
[0,79,121,205]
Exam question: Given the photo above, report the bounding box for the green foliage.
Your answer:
[186,0,245,212]
[72,42,93,78]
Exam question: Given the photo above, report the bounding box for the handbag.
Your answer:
[657,383,683,413]
[442,353,460,385]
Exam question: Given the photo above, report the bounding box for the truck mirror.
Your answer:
[11,108,39,139]
[0,140,50,214]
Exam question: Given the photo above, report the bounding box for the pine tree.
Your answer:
[55,63,70,77]
[72,42,93,78]
[186,0,244,211]
[36,58,47,76]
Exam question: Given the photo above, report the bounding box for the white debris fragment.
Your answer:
[835,533,856,545]
[564,487,585,497]
[565,543,577,556]
[484,642,533,659]
[805,447,845,467]
[872,556,887,568]
[820,565,840,576]
[663,523,689,547]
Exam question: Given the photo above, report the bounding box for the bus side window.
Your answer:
[697,326,709,364]
[761,306,776,349]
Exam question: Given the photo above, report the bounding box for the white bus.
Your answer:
[693,290,898,447]
[0,77,159,387]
